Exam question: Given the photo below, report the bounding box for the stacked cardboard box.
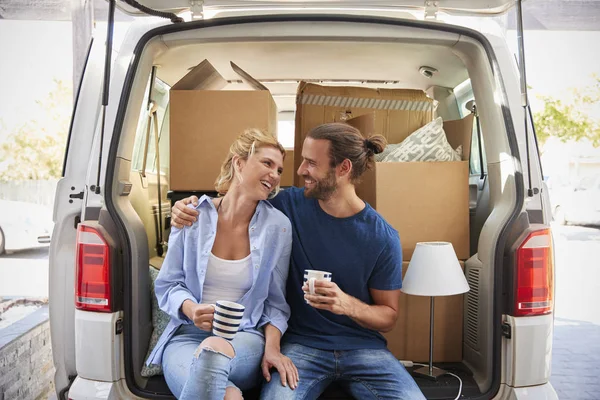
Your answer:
[349,113,473,261]
[384,261,465,362]
[281,149,295,187]
[293,82,472,362]
[169,60,278,191]
[294,82,435,187]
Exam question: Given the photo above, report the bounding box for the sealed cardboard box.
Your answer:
[352,113,473,260]
[293,82,436,186]
[383,261,465,362]
[170,60,277,191]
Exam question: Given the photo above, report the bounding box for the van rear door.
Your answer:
[49,36,105,397]
[112,0,516,17]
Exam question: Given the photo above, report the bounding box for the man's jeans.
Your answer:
[162,324,265,399]
[260,343,426,400]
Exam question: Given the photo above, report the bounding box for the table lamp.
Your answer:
[401,242,470,380]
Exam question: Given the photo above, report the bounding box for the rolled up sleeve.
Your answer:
[154,227,196,323]
[258,223,292,335]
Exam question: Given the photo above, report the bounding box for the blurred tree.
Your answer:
[0,80,72,182]
[533,76,600,148]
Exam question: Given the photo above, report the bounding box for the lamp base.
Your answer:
[412,365,447,381]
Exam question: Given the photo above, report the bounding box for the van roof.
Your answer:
[113,0,516,18]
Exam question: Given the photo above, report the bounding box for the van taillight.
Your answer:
[514,228,554,317]
[75,225,112,312]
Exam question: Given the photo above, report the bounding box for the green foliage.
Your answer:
[533,77,600,148]
[0,80,72,182]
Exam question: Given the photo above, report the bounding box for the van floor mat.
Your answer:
[242,382,349,399]
[144,377,349,399]
[411,362,481,399]
[144,362,478,399]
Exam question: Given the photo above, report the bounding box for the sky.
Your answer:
[0,21,73,138]
[505,30,600,114]
[0,20,130,140]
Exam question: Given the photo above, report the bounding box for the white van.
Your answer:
[49,1,557,399]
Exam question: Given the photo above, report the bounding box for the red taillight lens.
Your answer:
[515,228,554,317]
[75,225,112,312]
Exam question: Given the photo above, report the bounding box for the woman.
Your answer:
[146,129,298,400]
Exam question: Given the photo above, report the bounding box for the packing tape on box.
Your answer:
[300,94,437,111]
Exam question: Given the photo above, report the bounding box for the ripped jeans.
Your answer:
[162,324,265,399]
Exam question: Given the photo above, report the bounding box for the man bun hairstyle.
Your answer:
[364,135,386,155]
[307,122,388,183]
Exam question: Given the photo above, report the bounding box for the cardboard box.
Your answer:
[293,82,436,186]
[281,150,295,187]
[383,261,465,363]
[351,113,473,261]
[170,60,278,191]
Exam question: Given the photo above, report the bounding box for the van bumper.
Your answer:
[69,377,118,400]
[68,377,143,400]
[494,382,559,400]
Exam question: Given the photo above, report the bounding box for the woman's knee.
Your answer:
[196,336,235,358]
[224,386,244,400]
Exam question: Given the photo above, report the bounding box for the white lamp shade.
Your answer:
[401,242,470,296]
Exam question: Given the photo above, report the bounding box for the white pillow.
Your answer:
[375,142,399,162]
[381,117,461,162]
[454,145,463,160]
[377,143,462,162]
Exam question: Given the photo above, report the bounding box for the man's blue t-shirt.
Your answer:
[269,187,403,351]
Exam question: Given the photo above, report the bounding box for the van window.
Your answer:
[469,113,487,177]
[455,79,487,177]
[131,77,170,174]
[277,120,295,149]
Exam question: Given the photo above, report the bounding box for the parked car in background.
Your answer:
[550,175,600,226]
[0,199,53,255]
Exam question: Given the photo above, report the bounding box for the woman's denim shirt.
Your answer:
[146,196,292,366]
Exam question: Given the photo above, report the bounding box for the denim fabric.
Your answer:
[147,195,292,366]
[163,324,265,399]
[260,342,426,400]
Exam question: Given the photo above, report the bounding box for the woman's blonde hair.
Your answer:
[215,128,286,197]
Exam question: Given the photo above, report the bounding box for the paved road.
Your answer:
[551,223,600,399]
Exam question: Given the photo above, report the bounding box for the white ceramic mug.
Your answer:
[303,270,333,301]
[212,300,245,340]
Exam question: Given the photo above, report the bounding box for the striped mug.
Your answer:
[212,300,245,340]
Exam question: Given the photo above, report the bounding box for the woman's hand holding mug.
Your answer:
[182,300,215,331]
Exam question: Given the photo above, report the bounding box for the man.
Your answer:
[171,123,425,399]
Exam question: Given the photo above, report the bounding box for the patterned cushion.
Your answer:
[375,142,399,162]
[455,145,463,160]
[141,266,170,377]
[380,117,462,163]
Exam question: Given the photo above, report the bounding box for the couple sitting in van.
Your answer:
[151,123,426,399]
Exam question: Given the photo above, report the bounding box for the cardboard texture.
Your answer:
[349,112,473,161]
[281,150,295,187]
[443,113,474,161]
[170,60,277,191]
[383,261,465,363]
[351,113,472,260]
[293,82,436,186]
[171,59,228,91]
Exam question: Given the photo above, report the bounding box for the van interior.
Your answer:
[107,18,514,400]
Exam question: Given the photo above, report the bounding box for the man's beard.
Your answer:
[303,168,337,200]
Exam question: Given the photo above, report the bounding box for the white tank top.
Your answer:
[201,252,253,305]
